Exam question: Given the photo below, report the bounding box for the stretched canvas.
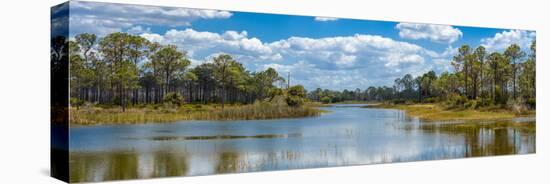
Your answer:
[51,1,536,183]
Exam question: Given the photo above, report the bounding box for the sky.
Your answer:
[61,1,536,91]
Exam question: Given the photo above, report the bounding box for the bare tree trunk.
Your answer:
[221,84,225,109]
[512,64,517,99]
[465,64,469,99]
[480,60,484,98]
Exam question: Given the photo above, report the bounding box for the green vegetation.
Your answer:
[70,99,323,125]
[286,85,307,107]
[66,31,535,125]
[140,133,302,141]
[69,32,299,110]
[409,119,535,157]
[417,120,535,134]
[309,42,536,115]
[162,92,185,107]
[66,32,321,125]
[363,103,533,121]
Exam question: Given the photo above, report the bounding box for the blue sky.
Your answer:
[64,1,536,91]
[191,12,504,53]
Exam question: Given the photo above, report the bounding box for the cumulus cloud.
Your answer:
[260,61,391,90]
[140,29,280,64]
[314,17,339,21]
[68,1,232,36]
[126,26,152,35]
[396,23,463,44]
[267,34,433,70]
[480,29,536,52]
[140,28,450,90]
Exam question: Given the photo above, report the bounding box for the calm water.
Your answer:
[69,105,535,182]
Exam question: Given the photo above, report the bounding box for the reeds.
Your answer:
[363,103,533,121]
[70,102,323,125]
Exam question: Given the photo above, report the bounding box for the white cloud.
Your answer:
[126,26,152,35]
[267,34,432,71]
[480,29,536,52]
[68,1,232,35]
[314,17,339,21]
[396,23,463,44]
[141,28,449,90]
[259,61,392,90]
[140,33,165,43]
[141,29,279,63]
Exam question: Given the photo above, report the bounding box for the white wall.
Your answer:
[0,0,547,183]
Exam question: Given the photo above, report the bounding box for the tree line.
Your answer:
[68,32,535,109]
[308,41,536,108]
[68,32,302,111]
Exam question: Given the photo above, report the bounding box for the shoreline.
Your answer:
[362,103,535,121]
[70,103,328,126]
[68,101,535,126]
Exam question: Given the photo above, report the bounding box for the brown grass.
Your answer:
[363,103,534,121]
[70,102,324,126]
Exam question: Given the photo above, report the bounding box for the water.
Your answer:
[69,104,536,182]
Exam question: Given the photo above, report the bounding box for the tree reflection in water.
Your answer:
[70,151,189,183]
[69,107,535,183]
[406,120,535,157]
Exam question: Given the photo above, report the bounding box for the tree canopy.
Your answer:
[69,32,536,110]
[69,32,294,110]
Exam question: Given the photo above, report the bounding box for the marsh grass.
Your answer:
[132,133,303,141]
[418,121,536,133]
[330,100,379,105]
[363,103,534,121]
[70,102,324,125]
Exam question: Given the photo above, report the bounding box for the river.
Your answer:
[69,104,535,182]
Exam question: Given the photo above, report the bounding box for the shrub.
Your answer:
[526,98,536,109]
[286,96,304,107]
[448,94,467,107]
[510,102,528,114]
[70,97,85,109]
[393,99,406,104]
[163,92,184,106]
[508,98,529,114]
[285,85,306,107]
[320,96,332,104]
[424,97,437,103]
[464,99,480,109]
[288,85,306,98]
[267,88,284,100]
[478,97,493,107]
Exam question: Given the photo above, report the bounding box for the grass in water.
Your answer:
[131,133,303,141]
[70,102,325,126]
[363,103,534,121]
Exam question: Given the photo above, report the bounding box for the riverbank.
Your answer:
[330,100,374,104]
[362,103,535,121]
[70,102,326,126]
